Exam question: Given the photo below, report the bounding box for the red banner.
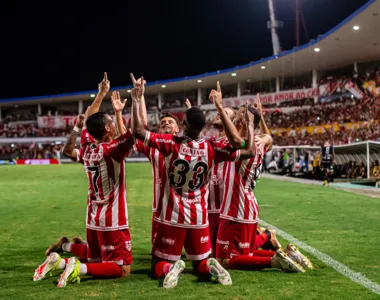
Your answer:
[221,87,321,107]
[16,159,59,165]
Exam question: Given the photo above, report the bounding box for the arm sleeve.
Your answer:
[211,141,241,164]
[143,131,176,157]
[106,130,135,162]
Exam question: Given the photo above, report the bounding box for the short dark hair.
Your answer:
[160,113,179,126]
[85,112,110,140]
[185,107,205,131]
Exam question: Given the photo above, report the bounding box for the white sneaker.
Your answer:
[163,260,186,289]
[273,250,305,273]
[33,252,62,281]
[284,244,313,270]
[207,258,232,285]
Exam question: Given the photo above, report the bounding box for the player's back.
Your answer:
[144,131,240,228]
[80,129,134,231]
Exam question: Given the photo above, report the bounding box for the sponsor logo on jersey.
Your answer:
[102,245,115,251]
[214,147,232,155]
[155,139,175,145]
[84,153,103,161]
[200,236,209,243]
[183,197,202,205]
[238,242,250,249]
[162,237,176,245]
[216,239,229,245]
[109,137,128,148]
[180,146,206,157]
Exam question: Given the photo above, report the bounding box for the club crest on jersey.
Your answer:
[125,241,132,251]
[180,146,206,157]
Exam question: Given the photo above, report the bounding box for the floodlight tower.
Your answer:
[267,0,283,55]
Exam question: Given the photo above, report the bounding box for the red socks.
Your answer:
[194,259,210,276]
[253,233,270,250]
[153,261,172,279]
[228,255,272,270]
[85,262,123,278]
[252,250,276,257]
[70,244,88,262]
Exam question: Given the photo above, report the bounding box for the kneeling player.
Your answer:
[34,73,134,287]
[214,104,312,272]
[132,79,257,288]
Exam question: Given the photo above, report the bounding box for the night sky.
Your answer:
[0,0,369,99]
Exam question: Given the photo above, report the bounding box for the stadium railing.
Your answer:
[270,141,380,179]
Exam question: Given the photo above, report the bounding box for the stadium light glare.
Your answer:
[161,85,166,88]
[261,66,266,69]
[314,47,320,52]
[90,94,95,98]
[231,73,237,76]
[197,80,202,83]
[353,25,360,30]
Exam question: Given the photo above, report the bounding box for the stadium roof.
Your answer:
[1,0,379,106]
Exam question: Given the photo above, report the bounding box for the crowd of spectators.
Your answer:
[0,143,61,161]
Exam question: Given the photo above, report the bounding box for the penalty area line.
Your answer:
[260,219,380,295]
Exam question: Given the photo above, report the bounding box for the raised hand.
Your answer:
[98,72,110,95]
[75,114,85,129]
[185,98,192,109]
[130,73,145,100]
[111,91,128,113]
[209,81,223,107]
[254,94,263,115]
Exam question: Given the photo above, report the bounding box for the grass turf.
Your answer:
[0,163,379,299]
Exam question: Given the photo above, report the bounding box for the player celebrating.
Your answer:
[207,105,236,256]
[213,94,311,272]
[34,73,135,287]
[113,75,181,246]
[131,77,255,288]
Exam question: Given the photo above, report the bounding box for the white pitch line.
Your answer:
[260,219,380,295]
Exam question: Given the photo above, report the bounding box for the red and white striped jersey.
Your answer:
[79,129,134,231]
[133,140,165,212]
[207,136,229,214]
[219,143,265,224]
[144,131,240,229]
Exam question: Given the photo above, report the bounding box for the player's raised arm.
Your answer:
[254,94,273,150]
[210,81,244,149]
[131,75,147,141]
[87,72,110,117]
[63,113,85,162]
[238,103,256,159]
[111,91,128,135]
[131,73,148,128]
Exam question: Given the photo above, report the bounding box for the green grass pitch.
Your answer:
[0,163,379,299]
